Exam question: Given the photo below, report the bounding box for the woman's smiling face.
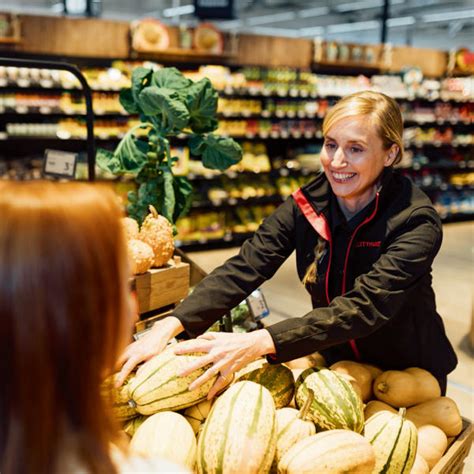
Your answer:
[321,115,397,213]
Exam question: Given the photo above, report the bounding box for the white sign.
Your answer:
[44,149,77,178]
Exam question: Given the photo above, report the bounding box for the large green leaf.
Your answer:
[152,68,192,90]
[139,86,190,131]
[119,88,139,114]
[186,78,219,134]
[173,175,193,222]
[97,134,147,176]
[131,67,153,103]
[162,169,176,223]
[189,134,243,171]
[96,148,123,174]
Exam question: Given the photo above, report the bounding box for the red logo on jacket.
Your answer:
[355,240,381,248]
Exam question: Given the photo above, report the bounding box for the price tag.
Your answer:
[43,149,77,178]
[246,289,270,321]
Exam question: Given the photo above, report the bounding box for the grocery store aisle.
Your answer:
[187,221,474,423]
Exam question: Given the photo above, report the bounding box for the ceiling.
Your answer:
[3,0,474,50]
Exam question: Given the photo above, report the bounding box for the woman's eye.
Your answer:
[351,147,363,153]
[325,142,336,150]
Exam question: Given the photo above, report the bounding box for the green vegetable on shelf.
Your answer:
[96,67,242,226]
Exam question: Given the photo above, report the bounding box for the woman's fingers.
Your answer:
[207,373,231,400]
[178,353,215,377]
[115,355,141,387]
[174,339,213,356]
[188,363,225,392]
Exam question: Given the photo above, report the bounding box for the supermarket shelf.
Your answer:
[440,213,474,223]
[176,212,474,250]
[404,118,473,127]
[420,184,474,193]
[1,81,472,104]
[405,141,473,149]
[0,110,130,119]
[191,195,283,210]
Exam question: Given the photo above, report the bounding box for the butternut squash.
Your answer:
[360,362,383,380]
[416,424,448,469]
[364,400,397,420]
[410,454,430,474]
[406,397,462,437]
[330,361,373,402]
[374,367,441,407]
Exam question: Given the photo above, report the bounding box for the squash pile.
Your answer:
[121,205,174,275]
[104,353,463,473]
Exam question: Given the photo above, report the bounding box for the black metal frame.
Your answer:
[0,56,96,181]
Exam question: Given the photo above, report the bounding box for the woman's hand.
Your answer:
[174,329,276,399]
[115,316,184,387]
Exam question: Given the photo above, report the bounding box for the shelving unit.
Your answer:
[0,55,472,249]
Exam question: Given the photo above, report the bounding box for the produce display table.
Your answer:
[432,418,473,474]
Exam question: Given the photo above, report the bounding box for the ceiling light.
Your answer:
[336,0,404,13]
[297,7,330,18]
[387,16,416,27]
[422,9,474,23]
[247,12,297,26]
[328,20,379,33]
[163,4,195,17]
[299,26,325,37]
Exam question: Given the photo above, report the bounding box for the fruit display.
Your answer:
[130,411,196,469]
[364,409,417,474]
[196,381,277,474]
[373,367,441,407]
[234,359,294,408]
[295,368,365,433]
[139,205,174,267]
[121,206,175,274]
[102,355,468,473]
[127,239,155,275]
[128,349,232,415]
[279,430,376,474]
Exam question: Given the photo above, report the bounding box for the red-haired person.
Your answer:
[0,181,187,474]
[117,91,457,400]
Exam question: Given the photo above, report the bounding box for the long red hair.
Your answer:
[0,181,131,473]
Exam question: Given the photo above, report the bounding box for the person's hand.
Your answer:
[115,316,184,387]
[173,329,276,399]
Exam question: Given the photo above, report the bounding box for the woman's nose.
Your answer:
[332,148,347,168]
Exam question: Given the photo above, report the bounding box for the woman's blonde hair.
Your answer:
[323,90,404,165]
[303,91,404,286]
[0,181,130,474]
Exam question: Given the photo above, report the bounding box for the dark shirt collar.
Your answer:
[330,193,377,233]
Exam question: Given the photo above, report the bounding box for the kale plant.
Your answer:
[96,67,242,225]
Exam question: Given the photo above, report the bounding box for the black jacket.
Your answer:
[173,169,457,380]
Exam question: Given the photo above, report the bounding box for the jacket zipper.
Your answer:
[342,192,381,361]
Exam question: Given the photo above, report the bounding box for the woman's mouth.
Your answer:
[331,171,357,183]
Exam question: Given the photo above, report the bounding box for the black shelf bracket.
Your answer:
[0,56,96,181]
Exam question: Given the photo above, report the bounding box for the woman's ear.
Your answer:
[384,144,399,167]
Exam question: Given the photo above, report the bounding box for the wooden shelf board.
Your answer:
[133,47,236,62]
[0,37,21,45]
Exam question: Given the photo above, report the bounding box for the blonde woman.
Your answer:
[0,182,187,474]
[118,91,457,398]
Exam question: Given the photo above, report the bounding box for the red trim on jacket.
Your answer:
[293,188,381,362]
[292,189,333,305]
[342,192,380,361]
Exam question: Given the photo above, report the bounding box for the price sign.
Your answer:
[43,149,77,178]
[246,289,270,321]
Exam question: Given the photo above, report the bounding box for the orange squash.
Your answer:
[364,400,397,420]
[410,454,430,474]
[374,367,441,407]
[330,361,373,402]
[406,397,462,437]
[360,362,383,380]
[416,424,448,469]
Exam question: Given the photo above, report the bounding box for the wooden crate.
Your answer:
[133,256,190,315]
[432,418,473,474]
